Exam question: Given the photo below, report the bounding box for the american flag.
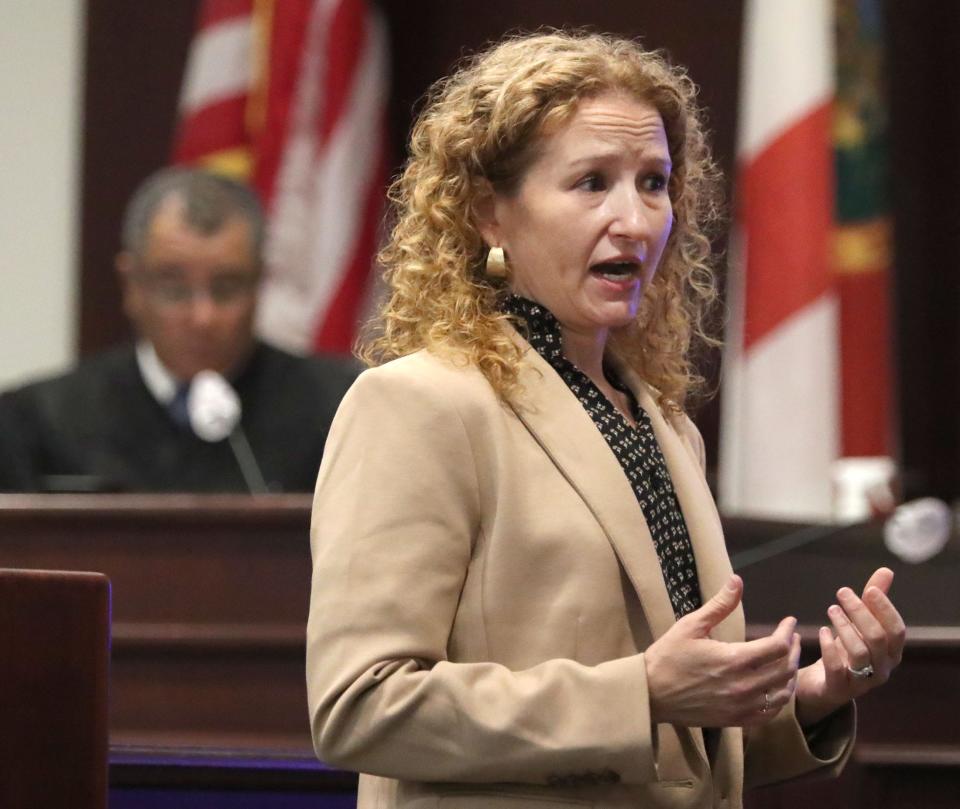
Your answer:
[173,0,389,354]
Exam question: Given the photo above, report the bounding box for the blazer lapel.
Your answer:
[508,335,677,642]
[626,375,744,646]
[509,333,741,767]
[617,366,741,766]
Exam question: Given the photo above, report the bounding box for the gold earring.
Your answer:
[485,246,508,278]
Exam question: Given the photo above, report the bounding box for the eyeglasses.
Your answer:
[133,272,259,307]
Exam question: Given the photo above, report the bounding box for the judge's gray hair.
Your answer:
[121,167,266,263]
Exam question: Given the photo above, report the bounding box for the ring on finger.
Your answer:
[760,691,772,713]
[847,663,875,679]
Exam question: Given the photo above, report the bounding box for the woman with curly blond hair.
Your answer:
[307,30,903,809]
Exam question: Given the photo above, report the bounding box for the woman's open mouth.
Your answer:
[590,260,641,282]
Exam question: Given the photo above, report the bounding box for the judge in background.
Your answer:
[0,168,357,493]
[306,31,905,808]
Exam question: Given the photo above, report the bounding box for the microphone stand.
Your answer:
[228,426,269,494]
[730,520,865,571]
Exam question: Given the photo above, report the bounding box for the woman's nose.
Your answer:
[608,188,651,241]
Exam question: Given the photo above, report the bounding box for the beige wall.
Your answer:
[0,0,83,388]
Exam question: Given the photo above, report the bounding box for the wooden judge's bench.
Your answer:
[0,494,957,808]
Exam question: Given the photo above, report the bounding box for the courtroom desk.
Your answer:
[724,515,960,627]
[2,496,957,809]
[109,744,356,808]
[726,517,960,809]
[744,626,960,809]
[0,493,317,753]
[727,513,960,755]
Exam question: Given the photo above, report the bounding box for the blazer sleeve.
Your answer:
[306,363,657,785]
[744,696,855,787]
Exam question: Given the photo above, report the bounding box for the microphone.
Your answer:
[883,497,952,564]
[187,370,269,494]
[730,497,954,570]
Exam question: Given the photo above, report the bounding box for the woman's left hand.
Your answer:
[794,567,906,728]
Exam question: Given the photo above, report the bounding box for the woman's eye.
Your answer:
[577,173,606,192]
[641,173,669,192]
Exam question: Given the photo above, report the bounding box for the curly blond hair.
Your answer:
[361,30,723,411]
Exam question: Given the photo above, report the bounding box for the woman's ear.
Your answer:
[473,181,501,248]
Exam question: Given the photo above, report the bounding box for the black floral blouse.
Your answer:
[505,294,702,619]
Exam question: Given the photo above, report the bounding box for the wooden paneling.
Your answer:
[75,0,960,516]
[0,494,313,751]
[79,0,740,469]
[1,496,958,808]
[0,568,110,808]
[883,0,960,502]
[80,0,199,353]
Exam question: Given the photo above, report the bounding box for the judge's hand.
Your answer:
[645,575,801,728]
[795,567,906,728]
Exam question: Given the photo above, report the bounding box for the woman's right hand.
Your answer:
[644,575,801,728]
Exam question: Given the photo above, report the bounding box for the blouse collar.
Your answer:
[503,293,566,366]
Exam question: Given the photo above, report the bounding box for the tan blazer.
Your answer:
[306,336,852,809]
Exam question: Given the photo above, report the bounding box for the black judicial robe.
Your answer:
[0,342,358,493]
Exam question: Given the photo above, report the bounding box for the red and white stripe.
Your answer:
[173,0,388,355]
[178,2,251,112]
[174,0,255,177]
[720,0,839,519]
